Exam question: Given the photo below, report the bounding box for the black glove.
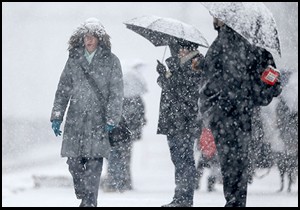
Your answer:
[156,60,167,75]
[165,57,180,72]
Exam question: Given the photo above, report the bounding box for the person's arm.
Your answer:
[262,51,282,98]
[50,59,73,122]
[252,49,283,106]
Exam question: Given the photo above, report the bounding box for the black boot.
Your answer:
[79,194,97,207]
[162,200,193,207]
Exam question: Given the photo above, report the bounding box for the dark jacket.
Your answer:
[123,96,146,141]
[157,53,202,137]
[199,25,282,127]
[198,25,282,207]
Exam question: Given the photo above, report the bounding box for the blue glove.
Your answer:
[52,120,62,136]
[105,124,115,132]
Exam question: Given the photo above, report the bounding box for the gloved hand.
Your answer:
[52,120,62,136]
[105,123,115,132]
[156,60,167,75]
[165,57,180,71]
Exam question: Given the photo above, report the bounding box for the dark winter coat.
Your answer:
[157,54,202,137]
[123,96,146,141]
[50,46,124,158]
[199,25,282,207]
[199,25,282,127]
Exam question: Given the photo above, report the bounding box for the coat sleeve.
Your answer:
[106,55,124,126]
[251,49,283,106]
[50,59,73,122]
[157,74,170,89]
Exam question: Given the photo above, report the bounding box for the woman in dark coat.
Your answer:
[50,18,124,207]
[157,40,203,207]
[198,17,282,207]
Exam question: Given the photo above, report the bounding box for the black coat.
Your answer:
[198,25,282,207]
[123,96,146,141]
[157,55,202,137]
[199,25,282,127]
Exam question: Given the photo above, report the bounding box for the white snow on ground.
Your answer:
[2,134,298,207]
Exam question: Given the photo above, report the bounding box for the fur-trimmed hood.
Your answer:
[68,17,111,51]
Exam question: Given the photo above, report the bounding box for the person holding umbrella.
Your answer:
[198,3,283,206]
[156,39,204,207]
[50,18,124,207]
[124,15,209,207]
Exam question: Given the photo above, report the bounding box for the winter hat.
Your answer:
[68,17,111,50]
[82,18,106,37]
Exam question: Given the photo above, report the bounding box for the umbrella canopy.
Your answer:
[124,15,209,48]
[201,2,281,56]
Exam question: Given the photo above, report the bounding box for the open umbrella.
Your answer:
[124,15,209,48]
[201,2,281,57]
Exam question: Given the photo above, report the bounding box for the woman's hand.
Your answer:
[156,60,167,75]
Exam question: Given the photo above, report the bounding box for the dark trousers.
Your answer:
[195,154,220,191]
[167,134,196,206]
[105,142,132,191]
[67,157,103,206]
[210,111,251,207]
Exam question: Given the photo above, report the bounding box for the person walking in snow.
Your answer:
[198,17,282,207]
[50,18,124,207]
[156,39,204,207]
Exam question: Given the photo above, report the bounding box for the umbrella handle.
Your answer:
[161,46,167,63]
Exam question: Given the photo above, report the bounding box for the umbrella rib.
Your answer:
[181,23,185,40]
[147,18,163,29]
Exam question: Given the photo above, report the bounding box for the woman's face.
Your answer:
[84,34,99,53]
[178,48,191,58]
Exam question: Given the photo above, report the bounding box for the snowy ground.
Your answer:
[2,131,298,207]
